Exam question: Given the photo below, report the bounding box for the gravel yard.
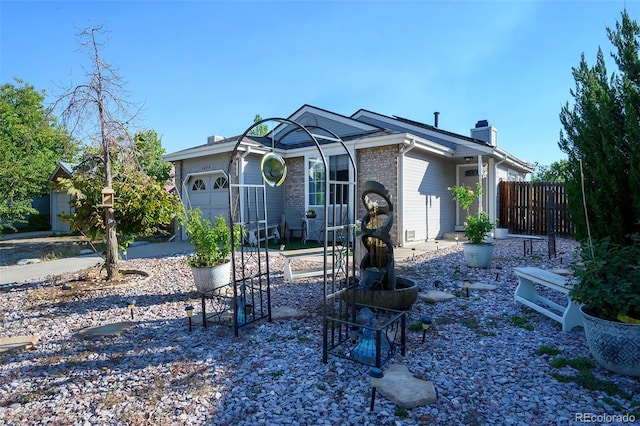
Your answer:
[1,237,638,425]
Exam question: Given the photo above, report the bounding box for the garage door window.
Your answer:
[192,179,206,191]
[214,176,228,189]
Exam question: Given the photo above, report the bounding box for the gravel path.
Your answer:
[1,238,638,425]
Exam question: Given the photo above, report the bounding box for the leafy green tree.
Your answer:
[56,143,182,254]
[0,79,76,232]
[248,114,269,136]
[134,130,172,183]
[531,160,569,182]
[559,10,640,244]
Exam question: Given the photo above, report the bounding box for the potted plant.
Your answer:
[494,218,509,239]
[185,208,241,294]
[569,237,640,376]
[449,184,495,268]
[306,209,316,219]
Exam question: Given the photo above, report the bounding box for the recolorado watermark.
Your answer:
[575,412,636,423]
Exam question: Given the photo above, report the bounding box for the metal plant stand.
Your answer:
[201,283,234,326]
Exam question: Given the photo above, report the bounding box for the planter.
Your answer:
[494,228,509,239]
[343,276,418,311]
[191,261,232,295]
[581,306,640,377]
[463,242,495,268]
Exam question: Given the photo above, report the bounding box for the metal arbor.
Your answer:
[224,118,359,348]
[223,117,404,367]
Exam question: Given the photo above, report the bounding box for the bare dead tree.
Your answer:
[55,25,140,280]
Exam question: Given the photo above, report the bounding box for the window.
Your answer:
[213,176,228,189]
[330,155,349,204]
[308,154,349,206]
[192,179,206,191]
[308,158,325,206]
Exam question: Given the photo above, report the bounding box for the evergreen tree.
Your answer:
[559,10,640,244]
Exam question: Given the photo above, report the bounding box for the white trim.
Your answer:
[270,105,379,141]
[277,132,454,159]
[164,140,269,162]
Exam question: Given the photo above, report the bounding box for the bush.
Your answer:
[27,214,51,231]
[464,211,494,244]
[570,238,640,321]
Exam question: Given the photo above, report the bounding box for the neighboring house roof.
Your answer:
[164,104,534,173]
[49,162,76,182]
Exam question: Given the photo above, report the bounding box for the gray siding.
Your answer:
[244,153,284,226]
[402,152,456,242]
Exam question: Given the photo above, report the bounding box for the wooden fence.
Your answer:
[498,181,575,237]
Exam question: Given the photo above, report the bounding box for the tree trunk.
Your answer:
[105,207,119,280]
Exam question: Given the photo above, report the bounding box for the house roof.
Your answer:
[164,104,533,172]
[49,162,76,182]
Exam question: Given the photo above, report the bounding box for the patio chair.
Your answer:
[321,209,349,246]
[284,209,304,242]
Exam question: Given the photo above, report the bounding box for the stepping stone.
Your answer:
[77,322,131,339]
[79,249,94,255]
[272,306,307,320]
[376,364,437,409]
[0,335,41,353]
[16,258,40,265]
[420,290,455,303]
[467,281,497,291]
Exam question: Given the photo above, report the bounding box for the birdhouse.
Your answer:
[101,187,115,207]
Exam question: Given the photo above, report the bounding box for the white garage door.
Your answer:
[185,172,229,223]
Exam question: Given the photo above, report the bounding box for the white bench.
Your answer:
[281,249,344,283]
[513,266,583,332]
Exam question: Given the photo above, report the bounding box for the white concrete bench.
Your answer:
[281,249,344,283]
[513,266,583,332]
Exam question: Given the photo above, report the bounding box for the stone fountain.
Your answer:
[347,180,418,311]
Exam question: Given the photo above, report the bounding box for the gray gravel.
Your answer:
[1,238,639,425]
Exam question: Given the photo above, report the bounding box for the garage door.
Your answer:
[185,172,229,223]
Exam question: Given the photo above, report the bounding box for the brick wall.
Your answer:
[356,145,400,244]
[284,156,305,213]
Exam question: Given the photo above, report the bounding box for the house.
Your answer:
[164,105,533,246]
[49,162,75,234]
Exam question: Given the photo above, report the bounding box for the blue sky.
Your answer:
[1,1,637,169]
